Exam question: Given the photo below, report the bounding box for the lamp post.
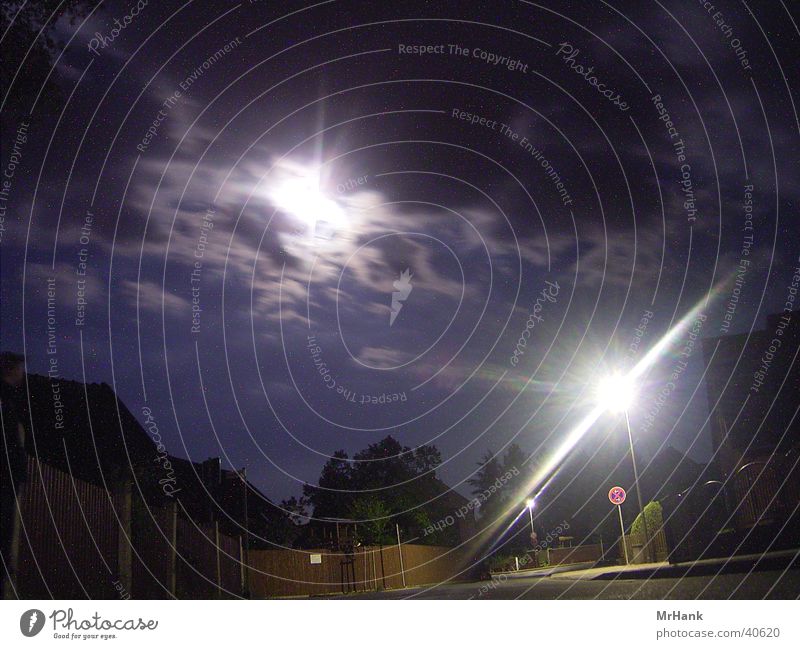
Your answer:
[526,498,536,538]
[598,374,653,563]
[624,409,653,562]
[526,498,539,567]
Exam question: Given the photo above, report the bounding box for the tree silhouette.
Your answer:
[1,1,100,121]
[303,436,455,543]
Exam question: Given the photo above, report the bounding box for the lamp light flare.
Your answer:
[526,498,536,509]
[596,373,636,413]
[486,287,721,548]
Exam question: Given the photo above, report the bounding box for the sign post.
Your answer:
[609,486,629,565]
[396,524,407,587]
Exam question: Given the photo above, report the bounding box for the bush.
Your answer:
[632,501,663,542]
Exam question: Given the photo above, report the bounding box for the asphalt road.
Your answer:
[332,569,800,599]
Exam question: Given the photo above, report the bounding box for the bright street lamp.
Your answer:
[597,373,637,413]
[597,372,652,563]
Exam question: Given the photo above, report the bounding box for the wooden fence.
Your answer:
[547,543,603,566]
[11,458,472,598]
[247,543,473,598]
[15,458,122,598]
[13,458,246,599]
[620,529,669,564]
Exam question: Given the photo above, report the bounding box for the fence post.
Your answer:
[169,500,177,597]
[396,524,406,588]
[215,520,222,599]
[379,545,386,589]
[3,465,25,598]
[362,546,368,592]
[117,481,133,597]
[239,535,245,597]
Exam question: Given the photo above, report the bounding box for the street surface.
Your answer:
[332,569,800,599]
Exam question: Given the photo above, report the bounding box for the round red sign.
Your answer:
[608,486,626,505]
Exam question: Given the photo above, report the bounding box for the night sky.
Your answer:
[2,0,799,508]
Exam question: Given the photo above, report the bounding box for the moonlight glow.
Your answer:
[270,171,348,234]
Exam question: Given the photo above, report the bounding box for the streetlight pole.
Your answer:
[525,499,536,538]
[624,409,652,563]
[526,499,538,568]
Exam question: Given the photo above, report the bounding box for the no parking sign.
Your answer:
[608,486,626,506]
[609,486,629,565]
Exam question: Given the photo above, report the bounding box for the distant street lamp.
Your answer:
[597,374,653,563]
